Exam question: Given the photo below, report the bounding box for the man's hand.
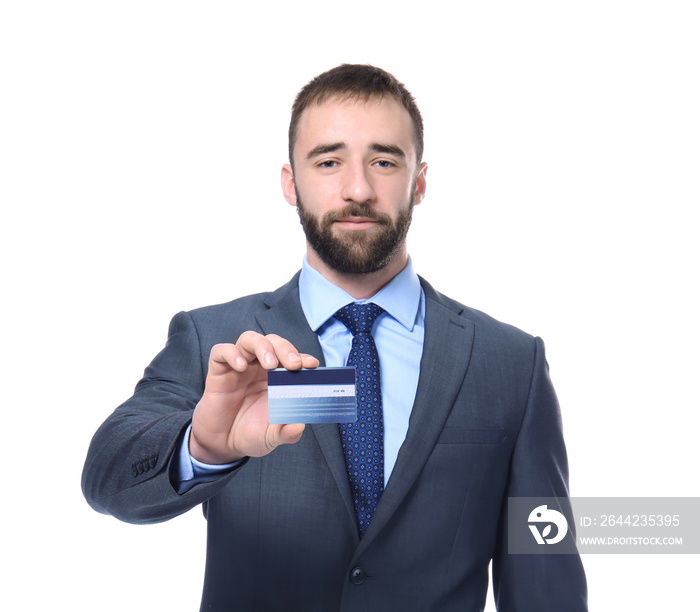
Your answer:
[190,332,320,464]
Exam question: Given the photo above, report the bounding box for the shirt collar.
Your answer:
[299,256,422,333]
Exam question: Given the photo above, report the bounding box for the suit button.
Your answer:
[349,566,366,585]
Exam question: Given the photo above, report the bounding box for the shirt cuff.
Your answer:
[177,424,242,493]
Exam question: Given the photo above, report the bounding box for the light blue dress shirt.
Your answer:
[179,257,425,489]
[298,257,425,485]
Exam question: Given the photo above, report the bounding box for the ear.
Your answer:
[281,163,297,207]
[412,161,428,206]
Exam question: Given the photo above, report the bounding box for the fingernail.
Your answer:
[288,352,301,363]
[264,352,276,366]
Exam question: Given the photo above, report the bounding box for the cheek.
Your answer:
[299,179,341,208]
[381,183,413,207]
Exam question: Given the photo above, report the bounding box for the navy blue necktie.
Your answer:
[335,302,385,537]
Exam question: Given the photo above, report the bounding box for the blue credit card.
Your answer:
[267,367,357,424]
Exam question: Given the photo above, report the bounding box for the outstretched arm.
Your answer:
[81,311,318,524]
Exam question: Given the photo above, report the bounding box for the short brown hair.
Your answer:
[288,64,424,167]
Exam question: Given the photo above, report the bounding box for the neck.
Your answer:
[306,247,408,300]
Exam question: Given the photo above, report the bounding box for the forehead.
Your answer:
[293,95,417,161]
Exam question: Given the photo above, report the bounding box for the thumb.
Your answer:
[270,423,306,449]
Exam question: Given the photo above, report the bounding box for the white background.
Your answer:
[2,1,698,610]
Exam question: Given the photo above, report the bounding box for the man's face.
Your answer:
[282,96,427,275]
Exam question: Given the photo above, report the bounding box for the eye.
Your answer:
[317,160,339,169]
[373,160,395,169]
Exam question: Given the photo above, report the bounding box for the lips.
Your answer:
[337,216,377,224]
[334,217,380,229]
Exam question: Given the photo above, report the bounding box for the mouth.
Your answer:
[334,216,381,230]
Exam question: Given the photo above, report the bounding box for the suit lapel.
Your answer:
[257,274,476,549]
[255,273,323,359]
[358,278,476,549]
[255,275,358,534]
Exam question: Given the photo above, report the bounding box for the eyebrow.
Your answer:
[305,142,407,160]
[369,143,406,159]
[306,142,346,160]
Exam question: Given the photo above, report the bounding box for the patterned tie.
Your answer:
[335,302,385,537]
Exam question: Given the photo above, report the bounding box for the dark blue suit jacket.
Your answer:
[82,274,587,611]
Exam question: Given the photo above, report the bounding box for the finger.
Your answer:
[266,334,310,369]
[235,331,280,369]
[237,332,311,370]
[208,343,248,372]
[265,336,323,370]
[270,423,306,448]
[299,353,320,369]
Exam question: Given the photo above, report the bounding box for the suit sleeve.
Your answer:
[81,311,243,524]
[492,337,588,611]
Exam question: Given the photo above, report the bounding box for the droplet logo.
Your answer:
[528,504,569,545]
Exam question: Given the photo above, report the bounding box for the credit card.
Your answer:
[267,367,357,424]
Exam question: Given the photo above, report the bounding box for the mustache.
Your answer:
[323,203,391,225]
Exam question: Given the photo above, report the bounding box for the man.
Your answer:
[82,64,587,611]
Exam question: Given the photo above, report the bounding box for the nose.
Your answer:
[341,161,376,204]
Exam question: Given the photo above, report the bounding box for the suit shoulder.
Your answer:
[183,274,300,326]
[421,278,537,350]
[186,291,273,322]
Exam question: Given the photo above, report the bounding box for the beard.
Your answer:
[296,189,414,275]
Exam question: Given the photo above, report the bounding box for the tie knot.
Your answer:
[334,303,385,336]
